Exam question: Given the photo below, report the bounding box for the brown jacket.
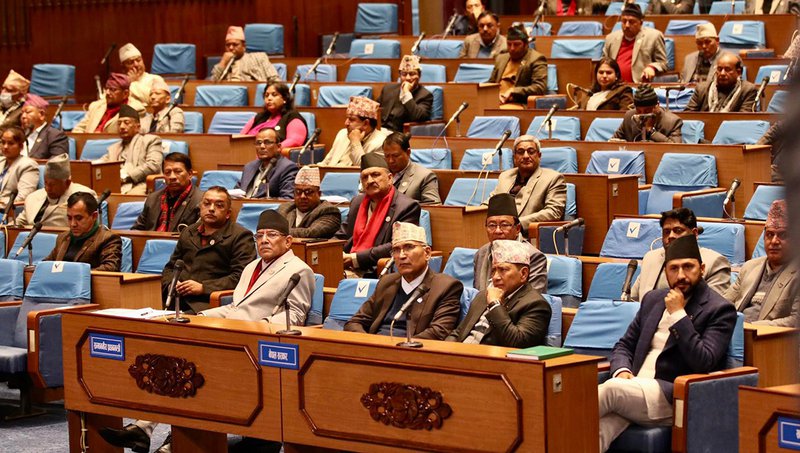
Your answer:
[576,84,634,110]
[344,271,463,340]
[44,226,122,271]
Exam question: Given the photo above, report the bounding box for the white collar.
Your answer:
[401,267,428,294]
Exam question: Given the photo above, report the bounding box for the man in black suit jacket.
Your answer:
[598,234,736,452]
[447,239,551,348]
[234,128,297,199]
[378,55,433,132]
[488,25,548,105]
[21,94,69,159]
[276,166,341,238]
[335,153,421,276]
[131,153,203,231]
[684,52,759,112]
[612,84,683,143]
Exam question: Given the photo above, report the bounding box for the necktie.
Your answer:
[33,199,50,223]
[245,261,263,293]
[149,114,158,133]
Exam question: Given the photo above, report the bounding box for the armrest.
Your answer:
[146,174,165,194]
[209,290,235,308]
[376,258,391,277]
[671,187,727,208]
[638,184,653,190]
[528,221,569,249]
[27,303,100,388]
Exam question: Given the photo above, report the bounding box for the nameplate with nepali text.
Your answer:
[259,341,299,370]
[89,333,125,361]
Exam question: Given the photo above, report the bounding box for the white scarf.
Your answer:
[708,78,743,113]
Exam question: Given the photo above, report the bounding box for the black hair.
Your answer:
[382,131,412,151]
[163,152,192,172]
[68,191,98,213]
[659,207,698,229]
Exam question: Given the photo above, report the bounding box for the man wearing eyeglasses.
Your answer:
[377,55,433,132]
[276,166,341,238]
[488,135,566,230]
[724,200,798,326]
[345,222,462,339]
[234,127,298,199]
[474,194,547,292]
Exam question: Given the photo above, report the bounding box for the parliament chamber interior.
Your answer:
[0,0,798,451]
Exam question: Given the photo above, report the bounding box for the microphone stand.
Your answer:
[547,118,554,140]
[393,317,422,348]
[27,242,33,267]
[277,301,302,335]
[168,291,190,323]
[563,228,571,257]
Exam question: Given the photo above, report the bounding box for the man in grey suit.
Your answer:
[680,23,722,84]
[612,84,683,143]
[276,166,341,238]
[631,207,730,301]
[488,25,547,106]
[459,11,507,59]
[725,200,798,327]
[601,3,667,83]
[382,131,440,205]
[487,135,566,230]
[377,55,433,132]
[685,52,759,112]
[474,193,547,292]
[131,153,203,232]
[20,94,69,159]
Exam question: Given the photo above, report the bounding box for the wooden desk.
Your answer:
[739,384,800,453]
[425,205,489,259]
[291,239,345,287]
[62,312,602,452]
[67,160,123,194]
[744,324,800,387]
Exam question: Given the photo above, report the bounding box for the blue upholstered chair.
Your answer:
[466,116,521,139]
[236,203,280,232]
[136,239,177,274]
[320,172,361,200]
[194,85,248,106]
[443,178,498,207]
[208,112,256,134]
[442,247,479,289]
[9,232,58,265]
[30,64,76,98]
[354,3,398,34]
[545,255,582,308]
[410,148,452,169]
[80,139,119,161]
[111,202,145,230]
[743,185,785,221]
[198,170,242,191]
[585,118,624,142]
[322,278,379,330]
[585,150,646,184]
[244,23,284,54]
[151,44,196,75]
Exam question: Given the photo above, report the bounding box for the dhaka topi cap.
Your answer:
[4,70,30,91]
[399,55,421,72]
[695,23,718,39]
[118,43,142,63]
[765,199,788,230]
[491,239,534,265]
[392,221,427,245]
[294,166,321,187]
[226,26,245,41]
[346,96,380,120]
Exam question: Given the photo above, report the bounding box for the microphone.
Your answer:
[663,84,685,93]
[304,57,324,80]
[172,75,189,105]
[218,58,235,82]
[14,222,43,258]
[164,259,186,309]
[325,32,340,57]
[392,284,430,322]
[97,189,111,205]
[271,272,303,316]
[730,0,736,13]
[536,105,559,135]
[94,75,103,100]
[411,32,426,54]
[555,217,584,233]
[494,129,512,153]
[100,42,117,65]
[753,77,769,112]
[443,12,458,37]
[444,102,468,129]
[1,190,18,225]
[379,257,395,277]
[52,95,68,129]
[297,128,321,164]
[288,72,301,93]
[620,259,638,301]
[532,2,545,29]
[723,178,741,206]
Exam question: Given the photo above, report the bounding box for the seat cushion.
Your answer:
[609,425,671,453]
[0,346,28,374]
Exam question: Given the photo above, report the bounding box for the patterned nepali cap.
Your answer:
[347,96,380,120]
[23,94,49,111]
[226,26,245,41]
[399,55,421,72]
[392,221,427,245]
[695,23,718,39]
[105,73,131,90]
[118,43,142,62]
[4,70,30,91]
[765,199,788,230]
[491,239,534,265]
[294,166,321,187]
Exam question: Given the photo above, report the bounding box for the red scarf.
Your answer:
[351,186,395,253]
[556,0,577,15]
[95,103,124,133]
[156,184,193,232]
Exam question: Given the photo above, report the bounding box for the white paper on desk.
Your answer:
[228,188,247,199]
[321,195,350,204]
[93,308,174,319]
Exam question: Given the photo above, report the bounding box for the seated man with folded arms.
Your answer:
[20,94,69,159]
[447,239,552,347]
[598,234,736,452]
[335,153,421,277]
[276,166,342,238]
[383,131,441,205]
[211,26,279,82]
[488,25,547,106]
[631,207,730,301]
[460,11,507,59]
[43,192,122,271]
[612,84,683,143]
[474,194,547,292]
[488,135,566,230]
[233,128,297,199]
[725,200,799,326]
[345,222,463,340]
[319,96,391,167]
[140,78,184,134]
[684,52,758,112]
[131,153,203,231]
[95,104,163,195]
[73,73,134,134]
[161,187,257,314]
[118,43,167,112]
[0,70,30,128]
[16,154,95,228]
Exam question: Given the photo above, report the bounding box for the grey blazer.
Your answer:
[602,28,668,83]
[680,49,722,83]
[473,241,548,293]
[0,155,39,211]
[631,246,731,301]
[488,166,567,229]
[394,162,441,205]
[459,34,507,59]
[725,257,799,327]
[276,200,342,239]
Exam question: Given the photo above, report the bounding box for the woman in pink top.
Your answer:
[240,82,308,148]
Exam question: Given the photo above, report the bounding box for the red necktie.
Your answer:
[245,261,263,293]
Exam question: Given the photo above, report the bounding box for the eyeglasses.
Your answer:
[294,188,317,197]
[514,148,538,157]
[390,243,423,256]
[254,231,285,241]
[486,222,515,231]
[255,139,277,146]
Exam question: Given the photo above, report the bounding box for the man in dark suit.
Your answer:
[382,131,440,205]
[276,166,341,238]
[234,128,297,199]
[345,222,463,340]
[612,84,683,143]
[680,23,721,84]
[488,25,548,105]
[377,55,433,132]
[20,94,69,159]
[459,11,507,59]
[335,153,421,277]
[685,52,759,112]
[131,153,203,231]
[598,234,736,452]
[447,239,551,347]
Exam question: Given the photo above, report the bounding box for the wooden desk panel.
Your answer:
[739,384,800,453]
[291,239,346,286]
[425,205,489,259]
[744,324,800,387]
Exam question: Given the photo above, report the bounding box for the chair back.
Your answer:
[9,232,58,265]
[466,116,521,139]
[183,111,204,133]
[600,218,663,259]
[198,170,242,191]
[52,111,86,131]
[345,64,392,82]
[709,0,745,13]
[719,20,766,49]
[320,172,361,199]
[540,146,578,174]
[194,85,248,106]
[443,178,498,206]
[323,278,379,329]
[354,3,399,34]
[587,262,642,301]
[545,255,582,306]
[244,23,284,54]
[306,274,326,325]
[236,203,280,232]
[136,239,178,274]
[744,185,785,220]
[681,119,706,143]
[458,148,513,171]
[557,21,603,36]
[208,112,257,134]
[30,64,76,98]
[111,202,145,230]
[349,39,401,58]
[453,64,494,83]
[317,86,373,107]
[664,20,711,35]
[417,40,464,59]
[411,148,452,169]
[0,259,25,301]
[525,116,581,141]
[442,247,478,289]
[162,139,189,156]
[698,221,746,266]
[295,64,337,82]
[767,90,788,113]
[542,294,563,347]
[419,64,447,83]
[80,139,120,161]
[151,43,197,75]
[550,39,604,59]
[585,150,646,184]
[585,118,624,142]
[563,299,640,358]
